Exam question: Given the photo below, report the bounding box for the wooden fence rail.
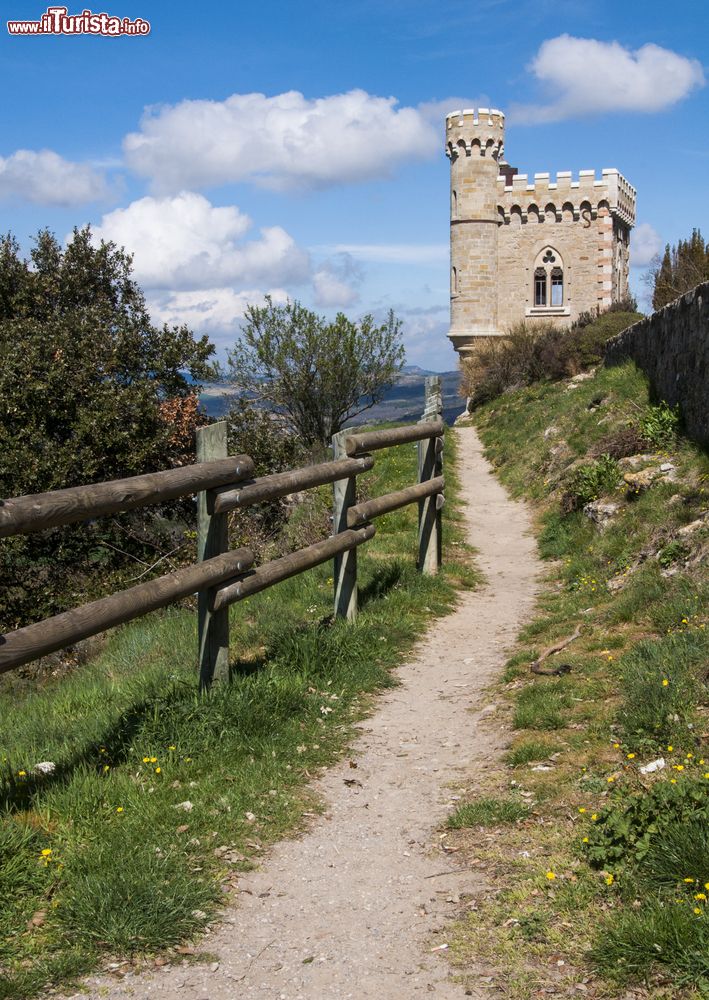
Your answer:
[0,380,445,684]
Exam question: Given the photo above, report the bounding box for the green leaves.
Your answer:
[227,297,405,446]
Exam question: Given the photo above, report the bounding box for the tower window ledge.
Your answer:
[525,306,570,317]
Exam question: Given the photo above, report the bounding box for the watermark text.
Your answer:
[8,7,151,36]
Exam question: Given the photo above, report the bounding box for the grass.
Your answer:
[447,796,529,828]
[443,360,709,999]
[0,427,478,999]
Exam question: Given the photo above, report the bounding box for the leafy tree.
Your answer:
[226,298,405,446]
[0,227,216,631]
[0,227,216,499]
[650,229,709,310]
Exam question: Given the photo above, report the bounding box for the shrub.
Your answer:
[589,426,650,460]
[639,401,681,449]
[560,454,620,513]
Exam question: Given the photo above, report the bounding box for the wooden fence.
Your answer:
[0,377,445,687]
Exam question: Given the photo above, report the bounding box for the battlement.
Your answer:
[445,108,505,161]
[496,167,636,227]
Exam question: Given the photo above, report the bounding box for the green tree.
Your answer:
[650,229,709,310]
[0,227,216,630]
[0,227,216,499]
[227,298,405,446]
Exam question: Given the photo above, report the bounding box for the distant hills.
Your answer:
[199,369,464,427]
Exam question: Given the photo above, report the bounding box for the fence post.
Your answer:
[332,430,358,620]
[418,376,443,575]
[197,421,230,688]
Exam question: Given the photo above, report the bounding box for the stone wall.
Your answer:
[605,282,709,446]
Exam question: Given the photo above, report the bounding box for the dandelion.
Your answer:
[695,893,706,901]
[670,778,677,784]
[684,878,695,884]
[142,757,150,763]
[591,813,598,821]
[704,773,709,780]
[17,770,26,777]
[694,908,702,916]
[149,757,157,764]
[155,767,161,774]
[662,679,669,687]
[184,757,192,763]
[605,874,614,885]
[103,764,110,772]
[607,776,616,783]
[667,745,674,752]
[626,753,635,760]
[673,765,685,771]
[578,807,586,813]
[613,743,620,749]
[41,848,52,857]
[116,806,124,813]
[582,837,589,844]
[168,745,176,751]
[545,871,556,880]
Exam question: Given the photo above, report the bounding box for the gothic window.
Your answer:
[534,267,547,306]
[533,247,564,309]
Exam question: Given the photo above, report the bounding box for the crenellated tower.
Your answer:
[444,106,636,356]
[446,108,506,354]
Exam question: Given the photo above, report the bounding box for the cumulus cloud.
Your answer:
[631,222,663,268]
[123,89,438,192]
[92,192,309,289]
[312,253,362,308]
[148,286,289,338]
[510,36,705,123]
[0,149,109,205]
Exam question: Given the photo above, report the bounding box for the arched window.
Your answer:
[451,190,457,218]
[532,247,564,309]
[451,266,458,295]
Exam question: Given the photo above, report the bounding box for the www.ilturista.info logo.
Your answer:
[7,6,150,35]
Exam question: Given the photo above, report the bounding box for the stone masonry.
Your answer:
[446,108,636,355]
[605,281,709,447]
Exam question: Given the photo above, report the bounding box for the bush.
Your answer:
[639,401,681,449]
[463,309,642,407]
[560,454,620,513]
[589,426,650,460]
[0,228,216,632]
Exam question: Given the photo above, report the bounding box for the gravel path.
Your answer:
[65,425,540,1000]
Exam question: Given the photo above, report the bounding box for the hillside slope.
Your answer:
[446,361,709,998]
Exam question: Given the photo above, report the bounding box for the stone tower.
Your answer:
[445,106,636,356]
[446,108,506,354]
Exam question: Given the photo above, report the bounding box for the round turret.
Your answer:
[446,108,505,353]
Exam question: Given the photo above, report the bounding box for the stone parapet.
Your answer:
[605,282,709,446]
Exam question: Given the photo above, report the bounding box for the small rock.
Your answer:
[543,425,560,439]
[660,462,674,473]
[582,500,620,528]
[32,761,56,776]
[639,758,665,774]
[624,467,660,492]
[618,453,661,470]
[174,801,193,812]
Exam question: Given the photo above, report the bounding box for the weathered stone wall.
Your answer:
[605,282,709,446]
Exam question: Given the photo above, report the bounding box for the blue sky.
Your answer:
[1,0,707,370]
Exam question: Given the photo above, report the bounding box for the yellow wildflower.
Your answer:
[545,871,556,880]
[626,753,635,760]
[41,848,52,857]
[116,806,124,813]
[662,679,669,687]
[605,874,614,885]
[155,766,161,774]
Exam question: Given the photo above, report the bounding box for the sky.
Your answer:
[1,1,707,371]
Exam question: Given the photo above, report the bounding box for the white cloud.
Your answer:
[0,149,109,205]
[631,222,663,268]
[92,192,309,289]
[148,287,289,337]
[510,36,705,123]
[123,89,438,192]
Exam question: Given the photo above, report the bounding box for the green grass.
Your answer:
[442,359,709,999]
[505,739,559,767]
[0,428,478,999]
[448,796,529,828]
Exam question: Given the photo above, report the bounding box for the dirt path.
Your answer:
[66,426,541,1000]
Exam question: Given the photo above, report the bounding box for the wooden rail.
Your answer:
[0,548,254,674]
[0,379,446,684]
[0,457,254,538]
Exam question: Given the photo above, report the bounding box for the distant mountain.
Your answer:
[198,368,464,426]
